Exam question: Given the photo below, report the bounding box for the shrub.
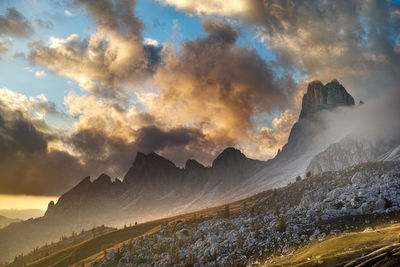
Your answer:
[236,232,244,249]
[277,217,286,233]
[384,198,393,209]
[224,205,230,219]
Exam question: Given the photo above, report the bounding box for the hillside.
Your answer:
[5,226,115,267]
[267,222,400,266]
[2,79,399,265]
[92,161,400,266]
[14,161,399,266]
[0,210,44,221]
[0,216,20,229]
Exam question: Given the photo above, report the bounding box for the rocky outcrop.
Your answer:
[300,79,355,119]
[0,215,20,229]
[94,161,400,266]
[275,79,355,162]
[43,147,266,225]
[306,135,399,175]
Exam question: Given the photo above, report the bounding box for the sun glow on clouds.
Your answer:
[0,0,399,197]
[0,194,57,210]
[159,0,250,16]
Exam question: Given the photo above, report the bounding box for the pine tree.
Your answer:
[224,205,230,219]
[277,217,286,233]
[236,231,244,249]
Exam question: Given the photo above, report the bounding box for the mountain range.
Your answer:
[0,79,398,263]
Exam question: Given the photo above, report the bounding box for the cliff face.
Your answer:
[300,79,355,119]
[43,79,359,223]
[273,79,355,162]
[306,135,400,175]
[44,147,266,225]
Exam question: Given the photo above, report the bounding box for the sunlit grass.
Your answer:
[266,223,400,267]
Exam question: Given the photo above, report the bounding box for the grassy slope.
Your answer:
[21,191,400,267]
[27,220,163,267]
[24,196,252,267]
[75,225,161,267]
[0,216,20,229]
[266,222,400,267]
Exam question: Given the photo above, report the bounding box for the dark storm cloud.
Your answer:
[202,19,238,43]
[74,0,143,37]
[132,126,205,154]
[69,124,207,170]
[0,7,33,37]
[0,100,86,195]
[0,110,47,158]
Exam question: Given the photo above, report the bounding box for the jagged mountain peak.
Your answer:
[212,147,247,168]
[185,159,205,171]
[93,173,112,185]
[130,151,177,171]
[67,176,92,194]
[124,151,179,184]
[300,79,355,118]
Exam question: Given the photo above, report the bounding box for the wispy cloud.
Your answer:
[64,10,74,17]
[35,70,46,78]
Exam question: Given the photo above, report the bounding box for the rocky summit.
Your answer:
[268,79,355,167]
[1,79,398,265]
[300,79,355,119]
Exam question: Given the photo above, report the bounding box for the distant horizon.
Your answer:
[0,194,57,210]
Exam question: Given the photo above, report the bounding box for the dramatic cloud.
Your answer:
[161,0,400,100]
[258,110,297,155]
[30,0,160,97]
[0,40,7,58]
[0,7,33,37]
[0,89,86,195]
[152,19,289,145]
[158,0,249,16]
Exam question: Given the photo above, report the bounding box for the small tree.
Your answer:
[277,217,286,233]
[250,206,255,216]
[296,176,302,182]
[274,206,280,217]
[224,205,230,219]
[236,231,244,249]
[306,171,312,178]
[384,198,393,209]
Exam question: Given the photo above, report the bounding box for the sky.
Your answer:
[0,0,399,206]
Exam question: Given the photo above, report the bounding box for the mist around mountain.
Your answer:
[0,79,399,265]
[94,161,400,266]
[0,209,44,220]
[0,216,20,229]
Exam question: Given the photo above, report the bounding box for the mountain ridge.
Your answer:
[3,78,396,264]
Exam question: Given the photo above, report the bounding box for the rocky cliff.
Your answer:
[45,147,265,225]
[269,79,355,165]
[307,136,400,175]
[300,79,355,118]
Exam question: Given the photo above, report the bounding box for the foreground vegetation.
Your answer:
[3,161,400,266]
[266,222,400,266]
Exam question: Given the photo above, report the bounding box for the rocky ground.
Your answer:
[92,161,400,266]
